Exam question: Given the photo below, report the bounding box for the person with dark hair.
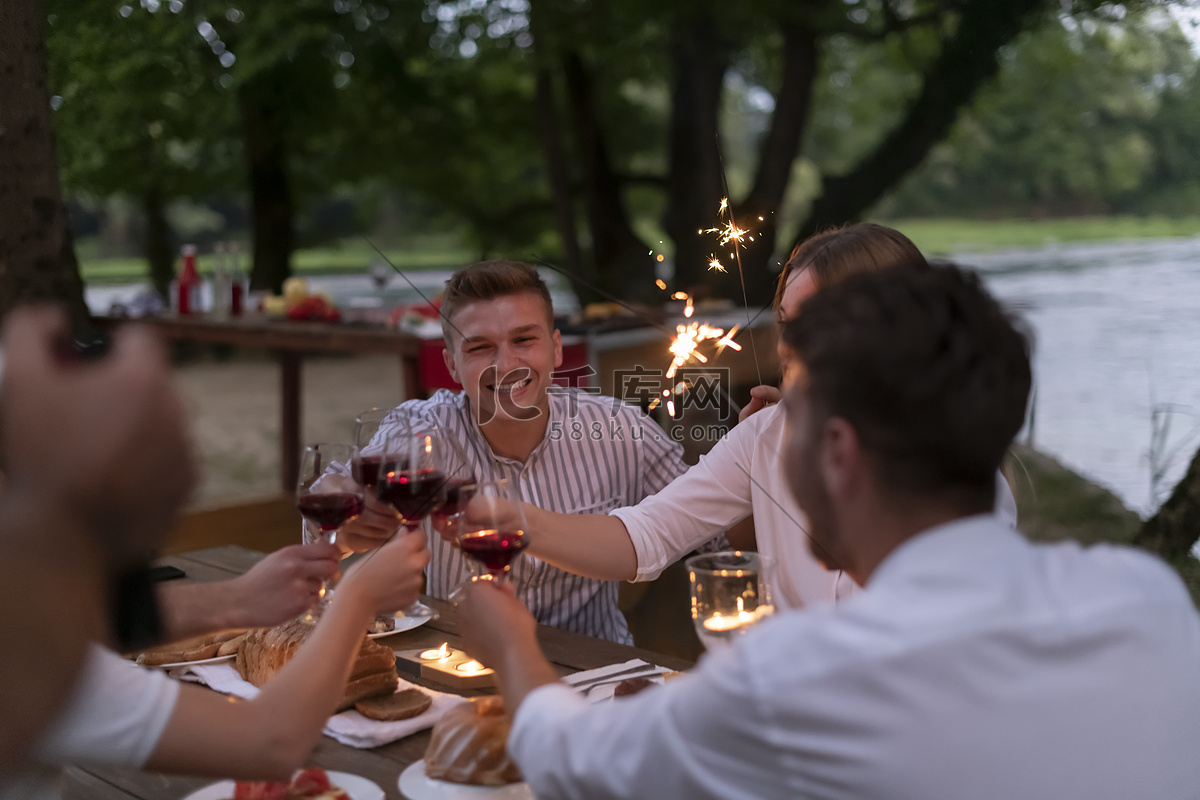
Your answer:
[332,260,689,644]
[493,223,1014,612]
[457,262,1200,800]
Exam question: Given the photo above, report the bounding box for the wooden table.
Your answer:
[100,315,424,493]
[64,546,694,800]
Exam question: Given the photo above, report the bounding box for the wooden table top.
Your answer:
[98,314,423,357]
[65,546,693,800]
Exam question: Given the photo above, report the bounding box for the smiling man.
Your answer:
[335,260,689,643]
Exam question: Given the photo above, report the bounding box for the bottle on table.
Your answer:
[174,244,201,315]
[229,241,246,317]
[211,242,231,320]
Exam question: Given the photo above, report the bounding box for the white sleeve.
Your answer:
[509,648,776,800]
[37,644,179,768]
[611,418,758,582]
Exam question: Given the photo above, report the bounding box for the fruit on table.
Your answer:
[286,295,341,322]
[282,277,309,305]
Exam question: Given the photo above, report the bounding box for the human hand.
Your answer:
[340,528,430,615]
[457,579,539,669]
[0,308,194,568]
[335,493,400,553]
[225,542,341,628]
[737,385,781,423]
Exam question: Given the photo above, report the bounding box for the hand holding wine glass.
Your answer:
[295,443,363,620]
[457,480,529,582]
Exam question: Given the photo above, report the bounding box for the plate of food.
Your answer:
[398,761,533,800]
[366,603,435,639]
[399,696,533,799]
[182,768,383,800]
[126,629,250,669]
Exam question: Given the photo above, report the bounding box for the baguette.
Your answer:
[132,634,221,666]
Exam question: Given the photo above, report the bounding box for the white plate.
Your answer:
[182,770,384,800]
[399,760,533,800]
[367,603,436,639]
[145,653,236,670]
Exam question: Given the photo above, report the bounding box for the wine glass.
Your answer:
[686,551,775,651]
[351,407,396,489]
[296,443,363,622]
[456,479,529,583]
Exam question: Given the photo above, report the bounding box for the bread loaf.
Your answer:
[235,619,398,709]
[425,696,522,786]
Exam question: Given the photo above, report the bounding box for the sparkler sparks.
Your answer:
[708,258,726,273]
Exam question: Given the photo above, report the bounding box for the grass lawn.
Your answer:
[79,235,475,285]
[887,216,1200,256]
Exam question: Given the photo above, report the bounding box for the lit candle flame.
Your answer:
[420,642,453,660]
[456,659,488,674]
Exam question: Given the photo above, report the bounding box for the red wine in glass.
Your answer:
[459,529,528,576]
[431,477,476,526]
[377,468,446,524]
[351,455,405,488]
[297,492,364,531]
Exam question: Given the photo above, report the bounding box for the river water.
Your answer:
[87,236,1200,518]
[965,236,1200,517]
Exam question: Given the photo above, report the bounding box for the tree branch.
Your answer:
[794,0,1052,242]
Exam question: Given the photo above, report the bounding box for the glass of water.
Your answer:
[687,551,775,650]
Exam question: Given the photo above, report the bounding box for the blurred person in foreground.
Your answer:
[460,263,1200,799]
[0,308,432,797]
[329,260,691,644]
[0,307,195,772]
[491,224,1016,613]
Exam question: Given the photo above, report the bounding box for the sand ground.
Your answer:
[175,351,408,506]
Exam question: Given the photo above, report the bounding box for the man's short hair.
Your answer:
[781,262,1031,509]
[440,260,555,343]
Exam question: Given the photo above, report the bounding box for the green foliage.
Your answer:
[880,7,1200,217]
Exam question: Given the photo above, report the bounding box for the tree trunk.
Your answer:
[561,52,653,303]
[0,0,88,327]
[239,81,293,294]
[792,0,1049,245]
[731,19,821,304]
[529,1,585,286]
[662,14,729,294]
[1135,444,1200,561]
[143,184,174,300]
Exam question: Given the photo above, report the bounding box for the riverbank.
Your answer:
[77,216,1200,284]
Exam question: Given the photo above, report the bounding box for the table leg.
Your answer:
[280,351,301,492]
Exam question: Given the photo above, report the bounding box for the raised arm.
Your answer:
[144,530,430,779]
[157,542,342,641]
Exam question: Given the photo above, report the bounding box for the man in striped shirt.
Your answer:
[334,261,688,644]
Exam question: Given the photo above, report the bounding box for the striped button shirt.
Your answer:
[369,388,688,644]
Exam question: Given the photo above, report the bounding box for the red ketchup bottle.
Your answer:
[175,244,201,315]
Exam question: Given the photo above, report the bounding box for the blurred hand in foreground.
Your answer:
[457,579,538,669]
[228,542,342,627]
[0,307,194,568]
[340,528,430,615]
[738,384,781,423]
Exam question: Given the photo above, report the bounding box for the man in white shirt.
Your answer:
[333,261,689,643]
[459,263,1200,800]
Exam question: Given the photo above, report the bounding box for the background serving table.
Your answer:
[64,546,694,800]
[98,315,424,494]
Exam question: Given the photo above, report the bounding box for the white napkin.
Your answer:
[179,663,466,748]
[560,659,669,702]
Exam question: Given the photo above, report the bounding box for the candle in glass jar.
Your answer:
[701,605,773,633]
